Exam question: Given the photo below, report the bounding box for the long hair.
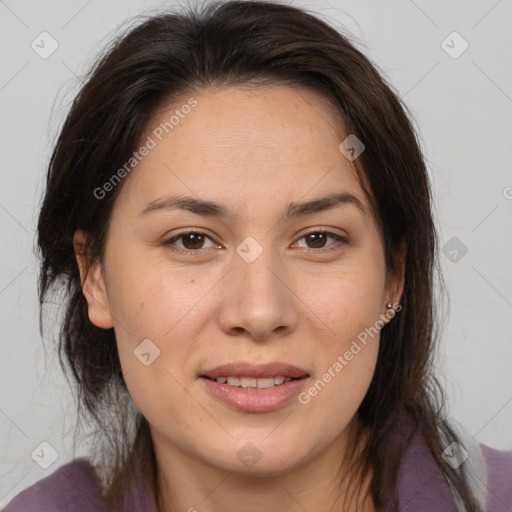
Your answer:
[36,1,480,509]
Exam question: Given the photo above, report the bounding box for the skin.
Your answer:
[74,85,405,512]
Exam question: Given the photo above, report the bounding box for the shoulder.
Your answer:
[480,444,512,511]
[2,459,106,512]
[394,429,512,511]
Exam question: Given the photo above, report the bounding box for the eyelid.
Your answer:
[291,228,348,252]
[295,227,348,243]
[162,227,348,255]
[162,229,221,254]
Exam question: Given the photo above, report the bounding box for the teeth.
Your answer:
[216,376,294,388]
[227,376,240,386]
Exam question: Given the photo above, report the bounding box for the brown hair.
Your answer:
[37,0,480,510]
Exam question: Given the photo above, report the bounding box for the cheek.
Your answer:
[105,246,202,341]
[301,258,385,338]
[296,260,384,413]
[103,248,207,410]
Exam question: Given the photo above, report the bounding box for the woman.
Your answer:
[4,1,511,511]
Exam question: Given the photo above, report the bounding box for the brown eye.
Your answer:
[180,233,206,250]
[305,232,328,249]
[294,230,347,252]
[163,231,219,254]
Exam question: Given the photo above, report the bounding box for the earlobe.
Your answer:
[384,241,407,316]
[73,230,114,329]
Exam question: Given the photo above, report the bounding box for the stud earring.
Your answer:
[386,302,393,309]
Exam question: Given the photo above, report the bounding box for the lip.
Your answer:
[200,375,309,413]
[199,361,310,413]
[200,361,309,380]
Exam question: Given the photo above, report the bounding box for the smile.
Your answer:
[204,376,296,388]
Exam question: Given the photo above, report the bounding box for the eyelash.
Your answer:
[162,229,348,257]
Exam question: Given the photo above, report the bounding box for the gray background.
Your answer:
[1,0,511,505]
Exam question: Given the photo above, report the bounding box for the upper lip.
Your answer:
[200,362,310,380]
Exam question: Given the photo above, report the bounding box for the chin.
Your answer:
[202,438,307,477]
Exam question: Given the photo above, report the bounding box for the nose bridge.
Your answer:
[238,239,278,293]
[218,236,298,339]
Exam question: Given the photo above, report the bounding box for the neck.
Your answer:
[153,422,376,512]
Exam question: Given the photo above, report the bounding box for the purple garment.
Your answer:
[3,439,512,511]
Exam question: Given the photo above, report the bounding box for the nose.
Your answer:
[217,245,299,341]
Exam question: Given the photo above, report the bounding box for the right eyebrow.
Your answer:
[138,191,366,220]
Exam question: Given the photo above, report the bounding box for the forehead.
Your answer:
[118,84,369,216]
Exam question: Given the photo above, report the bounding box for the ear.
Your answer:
[382,241,406,316]
[73,230,114,329]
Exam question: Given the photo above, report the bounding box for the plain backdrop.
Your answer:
[1,0,511,505]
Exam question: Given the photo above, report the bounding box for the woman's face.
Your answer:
[76,85,403,479]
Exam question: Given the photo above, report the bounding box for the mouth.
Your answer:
[199,361,309,381]
[201,375,305,388]
[198,362,310,413]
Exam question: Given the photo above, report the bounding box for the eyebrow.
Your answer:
[138,192,366,219]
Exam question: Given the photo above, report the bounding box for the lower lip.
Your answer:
[200,377,309,413]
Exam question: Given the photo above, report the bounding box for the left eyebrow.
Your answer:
[283,192,366,219]
[138,192,366,219]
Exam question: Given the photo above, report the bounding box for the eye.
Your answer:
[162,229,348,256]
[162,231,220,255]
[292,230,348,252]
